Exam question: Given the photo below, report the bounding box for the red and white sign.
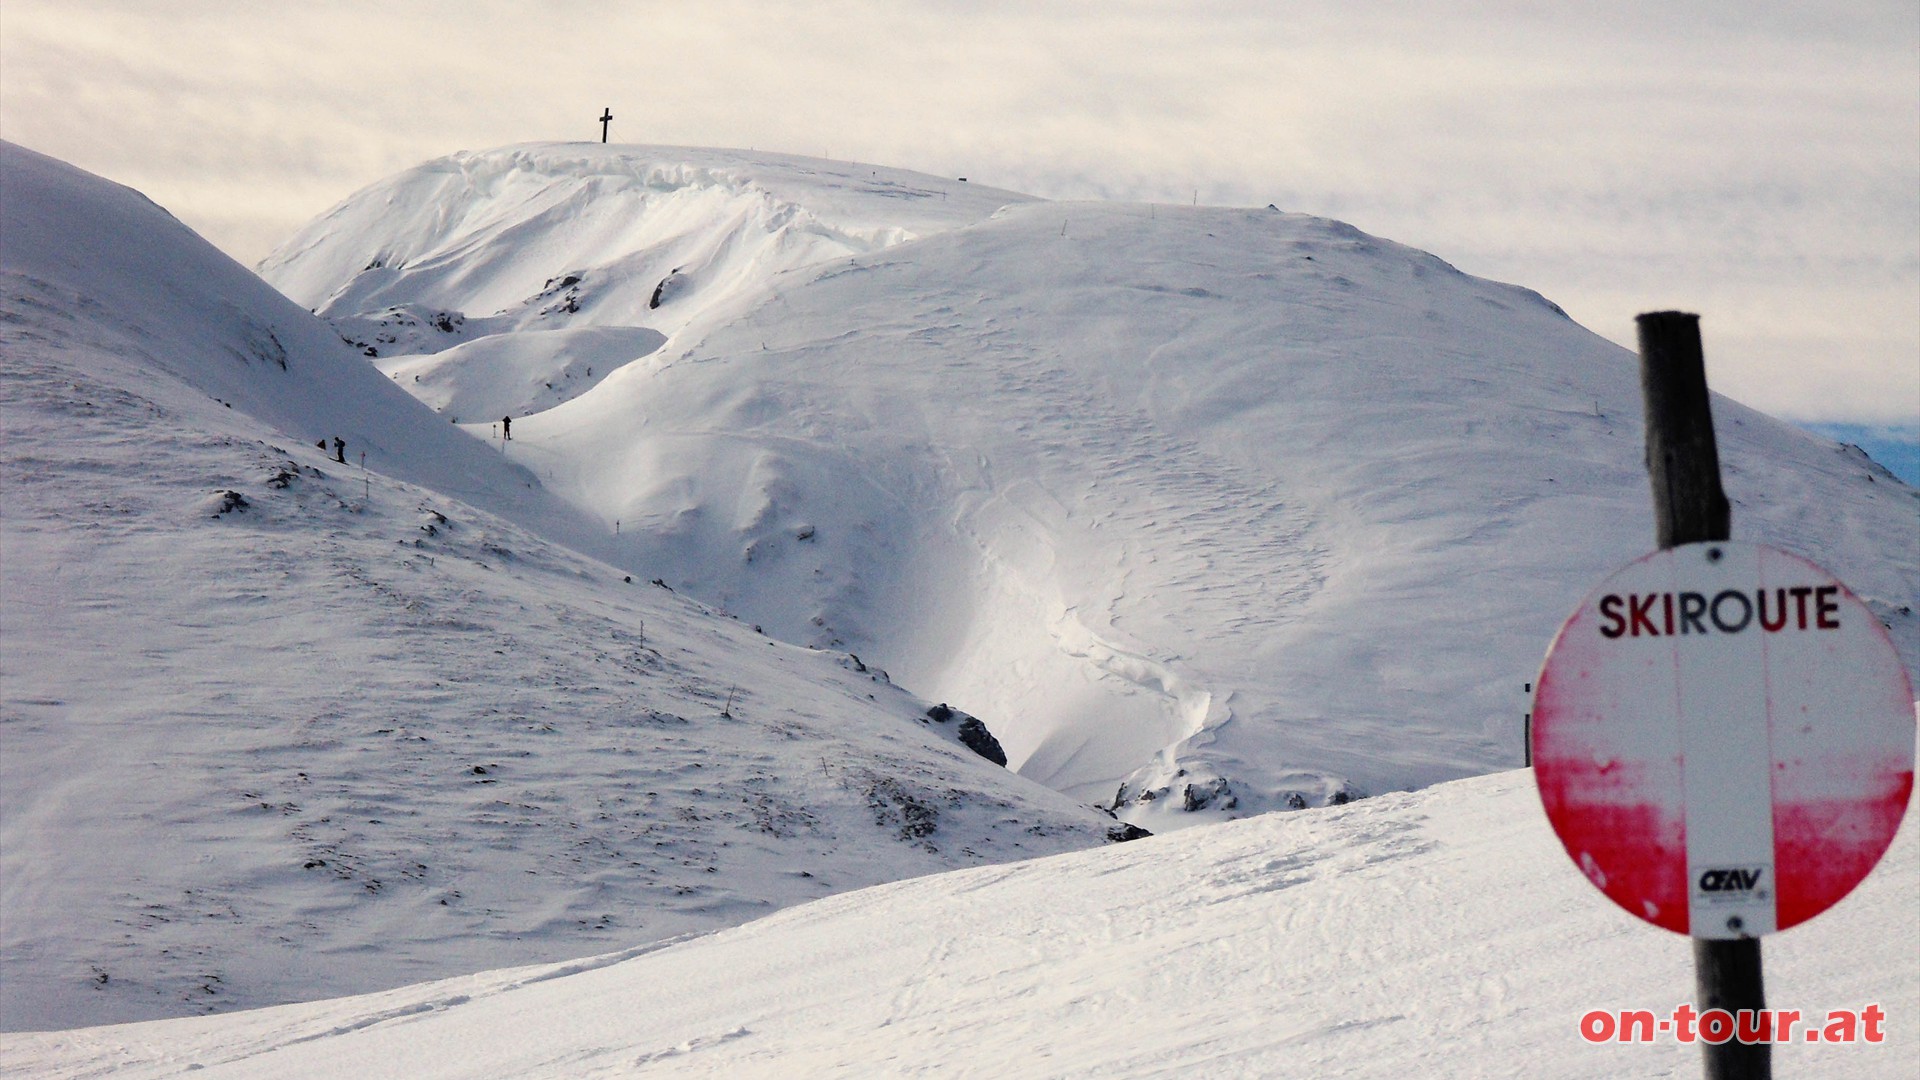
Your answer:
[1533,541,1914,939]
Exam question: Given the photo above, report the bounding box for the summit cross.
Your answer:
[599,108,613,143]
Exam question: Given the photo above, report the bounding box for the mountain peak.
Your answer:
[261,143,1035,340]
[261,143,1920,828]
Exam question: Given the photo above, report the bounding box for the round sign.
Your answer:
[1533,541,1914,938]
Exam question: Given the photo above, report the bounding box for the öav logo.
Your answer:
[1698,868,1765,893]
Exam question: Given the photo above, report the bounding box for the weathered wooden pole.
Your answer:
[1639,311,1730,549]
[1637,310,1769,1080]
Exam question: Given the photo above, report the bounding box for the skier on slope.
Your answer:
[502,415,512,441]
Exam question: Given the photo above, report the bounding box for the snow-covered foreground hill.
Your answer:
[0,142,1127,1030]
[7,770,1914,1079]
[263,143,1920,826]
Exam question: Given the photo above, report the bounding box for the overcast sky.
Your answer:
[3,1,1915,427]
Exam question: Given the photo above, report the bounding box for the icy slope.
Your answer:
[0,142,1125,1031]
[264,145,1920,826]
[9,770,1913,1079]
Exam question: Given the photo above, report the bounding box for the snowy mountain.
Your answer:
[261,143,1919,827]
[7,771,1914,1079]
[0,142,1126,1031]
[4,137,1914,1056]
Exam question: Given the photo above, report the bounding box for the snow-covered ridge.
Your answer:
[261,144,1031,423]
[0,141,1123,1031]
[261,144,1032,344]
[263,144,1920,832]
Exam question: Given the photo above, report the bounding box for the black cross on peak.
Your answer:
[599,108,613,143]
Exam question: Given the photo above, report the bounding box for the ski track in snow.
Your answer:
[6,771,1914,1079]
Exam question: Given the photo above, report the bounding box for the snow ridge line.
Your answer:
[115,930,713,1072]
[270,145,939,336]
[631,1025,752,1066]
[275,937,698,1047]
[279,995,474,1047]
[497,934,709,992]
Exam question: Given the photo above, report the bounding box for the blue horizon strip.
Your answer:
[1797,422,1920,487]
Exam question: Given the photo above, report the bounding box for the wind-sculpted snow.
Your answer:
[8,772,1913,1078]
[260,144,1032,345]
[0,142,1124,1030]
[373,325,668,422]
[265,144,1920,830]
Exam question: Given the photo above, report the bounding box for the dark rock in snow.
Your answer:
[861,775,940,846]
[956,716,1007,767]
[1182,777,1237,812]
[919,702,1007,767]
[651,268,688,309]
[841,654,889,682]
[205,490,250,516]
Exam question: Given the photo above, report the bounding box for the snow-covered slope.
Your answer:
[1,143,607,556]
[0,142,1127,1031]
[263,143,1920,827]
[259,145,1032,348]
[9,770,1914,1079]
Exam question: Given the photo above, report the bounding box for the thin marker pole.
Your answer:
[1523,682,1533,768]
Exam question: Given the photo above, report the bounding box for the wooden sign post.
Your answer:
[1640,311,1764,1080]
[1532,312,1913,1079]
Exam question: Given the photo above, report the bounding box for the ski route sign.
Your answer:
[1532,541,1914,939]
